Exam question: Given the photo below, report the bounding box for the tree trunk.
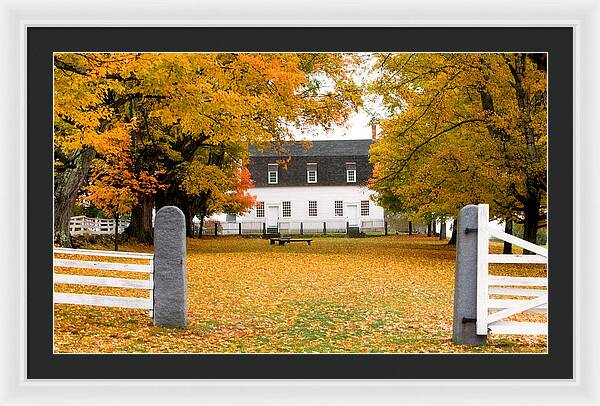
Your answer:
[185,213,194,238]
[156,186,197,238]
[53,147,96,247]
[125,194,154,244]
[523,197,540,254]
[511,55,544,254]
[439,221,447,240]
[408,221,413,235]
[199,215,205,239]
[427,221,432,237]
[503,219,513,254]
[114,213,119,251]
[182,194,203,239]
[194,190,212,239]
[179,198,194,238]
[447,219,457,245]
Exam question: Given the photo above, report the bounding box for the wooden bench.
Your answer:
[269,237,312,246]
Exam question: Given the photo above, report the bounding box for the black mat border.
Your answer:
[27,27,573,379]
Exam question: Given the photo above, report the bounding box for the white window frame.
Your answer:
[267,170,279,185]
[282,201,291,218]
[334,200,344,217]
[308,201,318,217]
[307,170,317,184]
[361,200,370,216]
[256,201,265,218]
[268,164,278,184]
[346,169,356,183]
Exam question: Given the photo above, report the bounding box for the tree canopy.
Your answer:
[53,52,547,247]
[368,53,547,243]
[53,52,362,245]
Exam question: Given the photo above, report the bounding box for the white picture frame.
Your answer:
[1,0,596,404]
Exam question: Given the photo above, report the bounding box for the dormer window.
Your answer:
[307,163,317,183]
[347,169,356,183]
[346,162,356,183]
[268,163,278,184]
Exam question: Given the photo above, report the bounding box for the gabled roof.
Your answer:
[248,139,375,187]
[249,139,373,157]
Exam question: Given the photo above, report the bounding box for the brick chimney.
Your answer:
[371,124,377,141]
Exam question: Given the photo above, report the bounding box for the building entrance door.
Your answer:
[266,205,279,230]
[346,204,359,227]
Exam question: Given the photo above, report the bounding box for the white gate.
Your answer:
[476,204,548,335]
[53,247,154,316]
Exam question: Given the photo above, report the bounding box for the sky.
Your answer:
[294,53,382,141]
[296,109,376,141]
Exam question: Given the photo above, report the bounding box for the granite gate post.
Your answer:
[153,206,187,328]
[452,204,487,345]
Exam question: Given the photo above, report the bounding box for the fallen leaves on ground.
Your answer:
[54,236,547,353]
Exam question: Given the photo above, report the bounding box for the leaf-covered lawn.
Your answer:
[54,235,547,353]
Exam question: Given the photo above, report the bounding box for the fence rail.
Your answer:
[360,219,386,232]
[57,206,189,329]
[69,216,130,236]
[476,204,548,336]
[53,247,154,313]
[193,219,387,236]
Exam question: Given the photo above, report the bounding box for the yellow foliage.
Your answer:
[54,52,362,218]
[54,236,546,353]
[368,53,547,222]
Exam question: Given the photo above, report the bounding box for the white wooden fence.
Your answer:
[360,219,386,232]
[53,247,154,315]
[476,204,548,336]
[69,216,130,236]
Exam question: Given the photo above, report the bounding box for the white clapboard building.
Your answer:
[231,137,385,234]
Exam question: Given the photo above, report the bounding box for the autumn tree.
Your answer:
[54,53,361,244]
[180,157,256,237]
[82,123,162,250]
[368,53,547,245]
[131,53,361,239]
[53,53,158,247]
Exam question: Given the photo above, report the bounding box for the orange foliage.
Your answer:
[221,166,256,215]
[83,133,163,216]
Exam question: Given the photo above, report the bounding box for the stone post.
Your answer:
[153,206,187,328]
[452,204,487,345]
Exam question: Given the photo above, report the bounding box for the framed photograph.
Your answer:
[1,0,597,404]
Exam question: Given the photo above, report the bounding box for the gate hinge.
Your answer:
[464,227,478,234]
